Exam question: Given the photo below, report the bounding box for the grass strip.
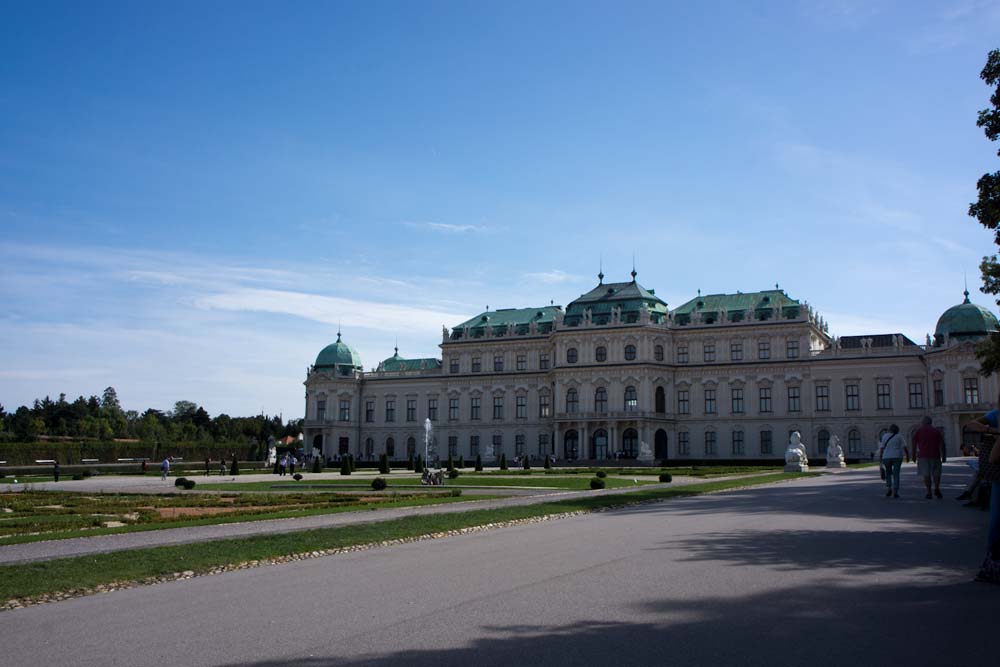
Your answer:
[0,473,796,602]
[198,476,658,491]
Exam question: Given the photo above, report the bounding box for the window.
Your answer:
[730,341,743,361]
[704,431,717,456]
[933,379,944,407]
[385,399,395,422]
[567,389,579,413]
[538,433,550,456]
[364,437,374,457]
[964,378,980,405]
[365,400,375,423]
[428,398,438,421]
[567,348,578,364]
[492,434,503,456]
[758,340,770,360]
[732,431,745,456]
[595,387,608,414]
[494,355,504,372]
[654,344,664,361]
[515,434,525,456]
[472,357,481,373]
[704,389,717,415]
[876,382,891,410]
[678,390,690,415]
[516,395,527,419]
[406,437,416,458]
[406,399,416,422]
[493,396,504,420]
[655,386,666,413]
[731,388,744,414]
[448,436,458,457]
[339,399,350,422]
[815,385,830,412]
[704,343,716,362]
[787,386,801,413]
[539,353,549,370]
[908,382,924,409]
[786,339,799,359]
[316,399,326,421]
[516,354,527,371]
[677,346,689,364]
[845,384,860,411]
[622,429,638,458]
[678,431,690,455]
[386,437,396,457]
[848,429,861,453]
[759,387,772,413]
[624,344,637,361]
[448,397,459,420]
[449,358,459,374]
[539,394,551,418]
[624,386,638,412]
[470,435,479,457]
[470,397,481,420]
[760,430,773,455]
[595,346,607,362]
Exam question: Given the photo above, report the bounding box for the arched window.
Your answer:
[385,437,395,457]
[364,437,374,457]
[654,344,664,361]
[567,347,578,364]
[817,430,830,457]
[655,386,666,414]
[848,429,861,453]
[567,388,579,414]
[591,429,608,459]
[625,344,637,361]
[406,436,416,458]
[564,430,579,460]
[624,386,638,412]
[595,346,607,362]
[595,387,608,414]
[622,428,639,458]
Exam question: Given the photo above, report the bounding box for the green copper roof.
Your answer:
[564,278,669,325]
[378,350,442,372]
[672,289,800,324]
[451,306,562,339]
[934,291,999,341]
[315,333,363,371]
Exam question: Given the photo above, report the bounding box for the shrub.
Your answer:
[544,456,551,469]
[475,454,483,472]
[523,455,531,470]
[446,454,454,471]
[448,468,460,479]
[312,457,322,473]
[449,489,462,497]
[82,470,93,478]
[371,477,387,491]
[71,473,83,481]
[407,455,414,471]
[292,473,303,481]
[595,471,607,478]
[590,477,606,490]
[174,477,188,487]
[230,459,239,476]
[379,452,390,474]
[348,454,356,472]
[458,456,465,469]
[339,459,351,476]
[499,453,508,471]
[414,455,424,474]
[183,479,196,490]
[658,472,673,483]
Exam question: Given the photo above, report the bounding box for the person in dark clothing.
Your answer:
[53,461,60,482]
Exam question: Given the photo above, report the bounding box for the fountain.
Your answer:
[424,418,436,468]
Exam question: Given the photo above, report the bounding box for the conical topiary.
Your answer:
[447,454,455,471]
[312,456,322,473]
[407,455,414,470]
[544,455,551,469]
[414,454,424,473]
[523,454,530,470]
[458,456,465,469]
[475,454,483,472]
[340,458,351,476]
[379,452,390,474]
[499,453,507,471]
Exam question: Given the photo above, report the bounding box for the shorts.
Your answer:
[917,458,942,478]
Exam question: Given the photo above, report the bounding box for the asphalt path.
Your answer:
[1,462,993,667]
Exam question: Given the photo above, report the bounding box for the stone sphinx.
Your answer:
[784,431,809,472]
[826,435,846,468]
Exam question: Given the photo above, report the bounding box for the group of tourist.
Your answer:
[276,453,299,476]
[203,457,229,476]
[877,417,947,499]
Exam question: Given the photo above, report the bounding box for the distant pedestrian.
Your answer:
[141,460,147,474]
[53,461,60,483]
[913,416,946,499]
[205,457,211,476]
[219,457,227,476]
[279,454,287,477]
[161,457,171,480]
[289,456,296,475]
[878,425,909,498]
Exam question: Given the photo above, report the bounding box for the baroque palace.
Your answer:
[303,270,1000,463]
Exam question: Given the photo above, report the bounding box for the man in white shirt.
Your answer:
[878,424,910,498]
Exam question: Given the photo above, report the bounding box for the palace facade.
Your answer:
[303,271,1000,463]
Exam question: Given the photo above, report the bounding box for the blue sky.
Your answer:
[2,0,999,418]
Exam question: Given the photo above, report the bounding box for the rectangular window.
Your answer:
[677,390,690,414]
[316,399,326,421]
[964,378,980,405]
[515,434,525,456]
[908,382,924,409]
[470,435,479,457]
[493,396,504,420]
[677,346,689,364]
[732,431,745,456]
[406,399,416,422]
[704,389,717,415]
[758,340,770,360]
[449,358,459,374]
[448,398,459,420]
[516,395,527,419]
[539,394,551,418]
[703,343,716,362]
[339,399,350,422]
[428,398,438,421]
[492,434,503,456]
[365,400,375,423]
[876,382,891,410]
[933,379,944,407]
[471,357,481,373]
[759,387,772,413]
[845,384,860,411]
[786,339,799,359]
[385,399,395,423]
[815,385,830,412]
[704,431,717,456]
[538,433,550,456]
[730,341,743,361]
[731,388,744,414]
[678,432,690,455]
[494,355,504,372]
[539,353,550,370]
[448,436,458,457]
[516,354,527,371]
[470,397,481,420]
[760,430,772,455]
[787,386,801,413]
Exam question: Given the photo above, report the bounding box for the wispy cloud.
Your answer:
[403,221,488,233]
[524,269,582,284]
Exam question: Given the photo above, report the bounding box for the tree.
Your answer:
[172,400,198,421]
[101,387,122,412]
[972,49,1000,374]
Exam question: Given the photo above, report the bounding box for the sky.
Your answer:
[2,0,999,419]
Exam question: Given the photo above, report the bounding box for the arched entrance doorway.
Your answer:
[622,428,639,458]
[385,437,396,458]
[591,429,608,459]
[406,437,416,458]
[564,430,579,460]
[654,429,668,460]
[312,433,323,455]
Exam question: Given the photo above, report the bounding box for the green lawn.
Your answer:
[199,474,659,492]
[0,473,802,602]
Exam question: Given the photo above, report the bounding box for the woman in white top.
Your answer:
[879,424,911,498]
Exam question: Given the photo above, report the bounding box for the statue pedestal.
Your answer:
[784,463,808,472]
[826,461,846,469]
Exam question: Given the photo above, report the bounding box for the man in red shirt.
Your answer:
[913,416,946,499]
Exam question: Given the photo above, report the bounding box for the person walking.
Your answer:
[963,402,1000,583]
[52,460,60,483]
[913,416,946,499]
[878,424,910,498]
[160,456,171,480]
[278,454,287,477]
[219,457,227,476]
[205,457,211,477]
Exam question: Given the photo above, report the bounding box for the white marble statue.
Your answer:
[637,440,654,462]
[784,431,809,471]
[826,435,846,468]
